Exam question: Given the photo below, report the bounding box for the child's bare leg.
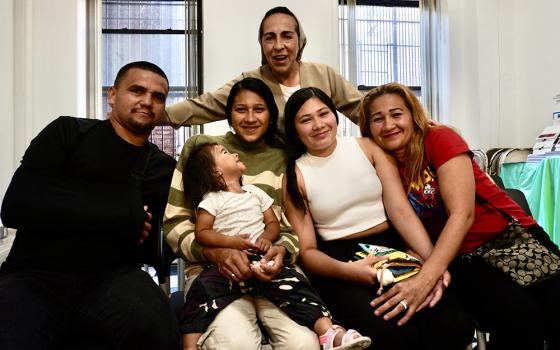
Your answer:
[183,333,202,350]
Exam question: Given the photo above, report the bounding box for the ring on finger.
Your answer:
[399,299,408,311]
[231,273,236,279]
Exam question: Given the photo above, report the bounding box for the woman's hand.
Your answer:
[204,247,252,282]
[419,270,451,311]
[252,245,286,282]
[427,119,442,128]
[370,271,439,326]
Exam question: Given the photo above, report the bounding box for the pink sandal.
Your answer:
[319,325,371,350]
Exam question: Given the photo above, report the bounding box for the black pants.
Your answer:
[311,229,474,350]
[181,264,330,333]
[0,265,181,350]
[451,224,560,350]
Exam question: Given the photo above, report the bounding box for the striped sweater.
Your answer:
[163,132,299,272]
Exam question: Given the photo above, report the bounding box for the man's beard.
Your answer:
[129,117,156,136]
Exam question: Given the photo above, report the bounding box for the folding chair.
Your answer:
[471,149,488,173]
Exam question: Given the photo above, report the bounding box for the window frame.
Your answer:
[338,0,422,135]
[339,0,421,92]
[98,0,203,156]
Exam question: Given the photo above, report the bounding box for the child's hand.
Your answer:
[347,255,385,285]
[254,237,272,253]
[250,258,275,273]
[227,234,256,251]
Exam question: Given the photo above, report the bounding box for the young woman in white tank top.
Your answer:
[282,87,474,350]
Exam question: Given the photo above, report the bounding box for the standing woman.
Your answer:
[282,87,473,349]
[164,78,319,349]
[361,82,560,350]
[165,6,363,137]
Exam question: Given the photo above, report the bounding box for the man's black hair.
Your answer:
[114,61,169,87]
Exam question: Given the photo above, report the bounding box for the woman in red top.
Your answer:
[360,82,560,350]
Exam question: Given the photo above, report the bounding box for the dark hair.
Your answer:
[182,142,228,209]
[225,77,281,147]
[114,61,169,88]
[283,87,339,213]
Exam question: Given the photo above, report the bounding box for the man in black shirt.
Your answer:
[0,61,181,350]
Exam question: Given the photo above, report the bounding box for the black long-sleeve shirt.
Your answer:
[1,117,176,273]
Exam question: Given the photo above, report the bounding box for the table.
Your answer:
[500,157,560,244]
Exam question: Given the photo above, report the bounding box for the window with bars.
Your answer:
[339,0,421,93]
[101,0,196,156]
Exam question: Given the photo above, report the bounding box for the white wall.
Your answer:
[13,0,88,149]
[0,0,15,214]
[447,0,560,149]
[0,0,88,223]
[201,0,339,135]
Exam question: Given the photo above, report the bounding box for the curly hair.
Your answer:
[181,142,228,209]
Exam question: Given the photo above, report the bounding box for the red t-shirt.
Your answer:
[399,127,536,254]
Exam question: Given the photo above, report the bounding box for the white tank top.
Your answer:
[296,137,387,241]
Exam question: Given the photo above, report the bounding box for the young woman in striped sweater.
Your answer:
[165,78,320,349]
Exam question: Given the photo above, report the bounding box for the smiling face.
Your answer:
[294,97,338,157]
[212,144,246,178]
[230,89,271,143]
[366,93,414,159]
[107,67,168,144]
[260,13,299,81]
